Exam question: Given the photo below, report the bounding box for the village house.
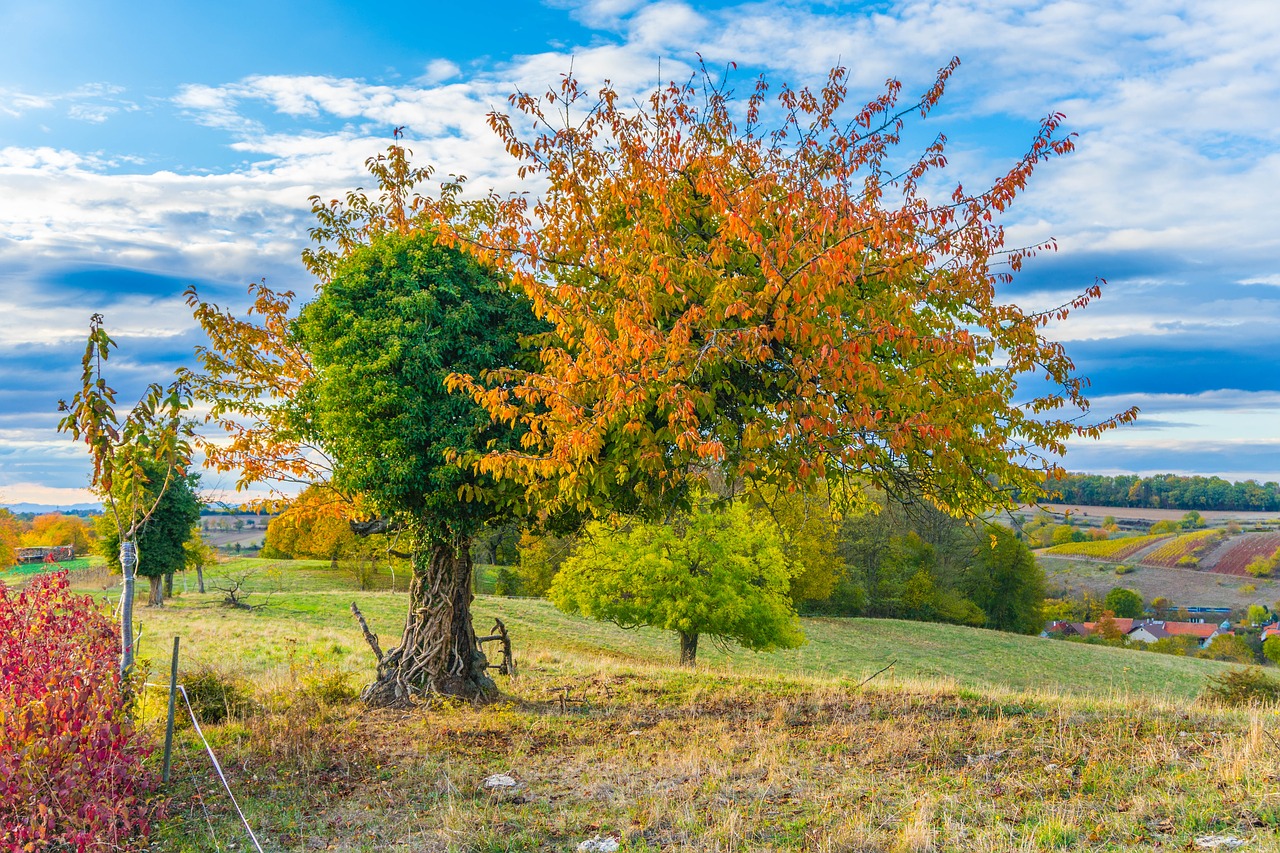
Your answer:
[1044,618,1232,649]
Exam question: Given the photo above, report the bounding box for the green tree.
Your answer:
[961,527,1046,634]
[1199,634,1256,664]
[549,501,803,666]
[183,526,218,593]
[1263,635,1280,665]
[293,228,544,704]
[1247,604,1269,626]
[1103,587,1144,619]
[98,469,201,606]
[515,530,574,598]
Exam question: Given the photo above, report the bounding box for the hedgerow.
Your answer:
[0,572,165,850]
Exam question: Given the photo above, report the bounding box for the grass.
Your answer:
[39,560,1280,851]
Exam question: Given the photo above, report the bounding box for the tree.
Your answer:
[0,509,21,568]
[57,315,193,675]
[449,60,1135,526]
[549,501,803,665]
[292,228,544,704]
[21,513,96,555]
[1199,634,1255,664]
[183,527,218,593]
[98,469,200,606]
[961,527,1046,634]
[1103,587,1144,619]
[1262,635,1280,665]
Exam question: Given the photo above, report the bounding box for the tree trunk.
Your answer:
[679,631,699,667]
[197,564,205,594]
[120,540,137,678]
[164,571,174,597]
[148,574,164,607]
[361,535,496,708]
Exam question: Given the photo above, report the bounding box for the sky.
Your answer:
[1,0,1278,508]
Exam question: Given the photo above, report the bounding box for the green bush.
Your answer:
[1197,634,1256,664]
[1202,667,1280,706]
[493,567,521,597]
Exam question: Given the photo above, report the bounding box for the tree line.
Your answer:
[1046,473,1280,512]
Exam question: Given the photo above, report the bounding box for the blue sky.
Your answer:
[1,0,1278,507]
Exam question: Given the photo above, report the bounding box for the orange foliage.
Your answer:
[443,61,1136,517]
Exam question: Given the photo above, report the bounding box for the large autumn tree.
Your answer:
[446,60,1135,521]
[292,229,543,704]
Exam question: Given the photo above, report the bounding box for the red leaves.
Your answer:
[0,573,165,849]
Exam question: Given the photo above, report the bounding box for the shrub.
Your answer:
[1202,667,1280,706]
[181,663,256,724]
[0,572,165,848]
[1114,564,1136,575]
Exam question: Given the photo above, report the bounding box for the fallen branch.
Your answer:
[855,660,896,690]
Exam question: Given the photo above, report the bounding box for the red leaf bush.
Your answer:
[1,572,165,850]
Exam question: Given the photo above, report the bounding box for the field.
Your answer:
[1029,503,1280,524]
[1040,532,1170,561]
[1137,529,1226,568]
[9,558,1271,851]
[1039,555,1275,610]
[1206,533,1280,576]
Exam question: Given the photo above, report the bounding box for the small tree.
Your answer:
[183,527,218,593]
[58,315,192,676]
[1104,587,1144,619]
[97,468,200,606]
[1199,634,1256,664]
[550,501,803,666]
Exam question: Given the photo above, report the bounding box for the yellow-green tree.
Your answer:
[550,501,803,666]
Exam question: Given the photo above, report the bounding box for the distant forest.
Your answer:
[1046,473,1280,512]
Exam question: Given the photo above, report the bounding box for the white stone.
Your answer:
[578,836,621,852]
[1195,835,1247,849]
[483,773,521,790]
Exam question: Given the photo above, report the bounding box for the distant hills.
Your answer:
[1,502,102,515]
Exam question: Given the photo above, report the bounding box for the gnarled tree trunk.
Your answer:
[361,535,496,708]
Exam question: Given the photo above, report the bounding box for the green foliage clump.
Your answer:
[1202,667,1280,706]
[1103,587,1143,619]
[294,229,544,542]
[493,567,520,597]
[1263,635,1280,664]
[963,528,1045,634]
[1197,634,1256,664]
[550,501,803,665]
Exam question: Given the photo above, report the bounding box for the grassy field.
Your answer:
[18,559,1280,851]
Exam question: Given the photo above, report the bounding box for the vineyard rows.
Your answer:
[1042,532,1172,560]
[1206,533,1280,576]
[1137,528,1225,568]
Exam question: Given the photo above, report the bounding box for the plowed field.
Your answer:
[1205,532,1280,576]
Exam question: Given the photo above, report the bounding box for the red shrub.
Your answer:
[0,572,165,850]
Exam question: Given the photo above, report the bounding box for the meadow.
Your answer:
[12,557,1272,851]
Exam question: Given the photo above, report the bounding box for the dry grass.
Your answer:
[139,646,1280,852]
[61,560,1280,852]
